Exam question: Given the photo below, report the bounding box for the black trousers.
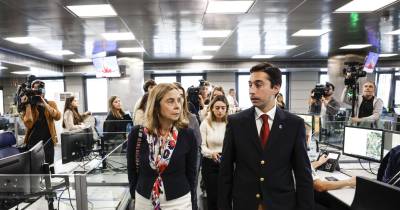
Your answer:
[202,157,220,210]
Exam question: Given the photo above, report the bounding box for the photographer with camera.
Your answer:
[341,81,383,128]
[321,82,340,121]
[20,80,61,173]
[187,79,209,123]
[308,89,322,114]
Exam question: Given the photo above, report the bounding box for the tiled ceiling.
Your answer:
[0,0,399,64]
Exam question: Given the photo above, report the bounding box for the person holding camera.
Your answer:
[308,89,322,114]
[62,96,91,132]
[21,80,61,173]
[200,95,229,210]
[341,81,383,128]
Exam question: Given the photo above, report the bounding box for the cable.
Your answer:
[358,159,376,175]
[67,187,75,210]
[57,188,67,210]
[368,161,377,175]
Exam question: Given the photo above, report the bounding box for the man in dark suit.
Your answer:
[218,63,314,210]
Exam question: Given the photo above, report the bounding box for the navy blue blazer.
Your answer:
[218,107,314,210]
[127,125,198,209]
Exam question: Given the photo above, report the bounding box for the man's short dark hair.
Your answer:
[143,79,156,92]
[249,62,282,88]
[325,82,335,91]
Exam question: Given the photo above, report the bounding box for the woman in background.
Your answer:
[133,93,149,126]
[200,86,225,121]
[200,95,229,210]
[276,93,285,109]
[62,96,91,131]
[103,96,133,142]
[127,83,198,210]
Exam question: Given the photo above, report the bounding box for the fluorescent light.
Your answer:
[386,29,400,35]
[70,58,92,63]
[45,50,75,56]
[334,0,397,13]
[118,47,145,53]
[192,55,213,60]
[67,4,117,18]
[0,66,7,70]
[339,44,371,49]
[11,71,31,75]
[379,53,398,57]
[102,32,135,41]
[292,29,331,37]
[206,1,254,14]
[201,45,220,51]
[268,45,297,50]
[5,37,43,44]
[251,55,276,59]
[199,30,231,38]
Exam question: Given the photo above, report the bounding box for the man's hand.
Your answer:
[351,117,361,123]
[21,95,28,103]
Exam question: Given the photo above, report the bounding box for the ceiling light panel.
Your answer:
[334,0,398,13]
[45,50,75,56]
[192,55,213,60]
[339,44,372,49]
[251,55,276,59]
[70,58,92,63]
[292,29,331,37]
[67,4,117,18]
[386,29,400,35]
[5,37,43,44]
[206,1,254,14]
[118,47,145,53]
[102,32,135,40]
[379,53,397,57]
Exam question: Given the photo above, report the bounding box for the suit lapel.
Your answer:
[241,107,263,154]
[265,107,286,151]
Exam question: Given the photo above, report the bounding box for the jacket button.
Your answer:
[256,193,260,198]
[260,177,264,182]
[261,160,265,165]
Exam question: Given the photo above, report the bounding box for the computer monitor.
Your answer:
[343,126,384,162]
[383,131,400,156]
[0,151,31,194]
[351,176,400,210]
[29,141,45,193]
[61,128,94,164]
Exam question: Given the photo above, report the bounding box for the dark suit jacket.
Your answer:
[218,107,314,210]
[127,125,198,210]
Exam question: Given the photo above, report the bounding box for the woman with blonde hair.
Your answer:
[200,95,229,210]
[127,83,198,210]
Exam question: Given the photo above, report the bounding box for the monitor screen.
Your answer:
[93,56,120,78]
[343,126,383,162]
[363,52,379,73]
[383,131,400,156]
[0,151,31,194]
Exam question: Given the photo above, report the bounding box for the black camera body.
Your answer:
[312,84,328,100]
[343,61,367,86]
[15,76,45,112]
[187,79,207,113]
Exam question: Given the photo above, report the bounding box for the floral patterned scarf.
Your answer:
[144,127,179,210]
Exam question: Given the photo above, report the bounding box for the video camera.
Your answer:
[187,79,207,111]
[342,61,366,87]
[311,84,329,100]
[15,75,45,112]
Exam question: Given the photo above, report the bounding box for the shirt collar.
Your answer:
[255,103,277,121]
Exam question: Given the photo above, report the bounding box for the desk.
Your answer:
[316,170,355,206]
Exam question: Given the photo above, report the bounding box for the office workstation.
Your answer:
[1,0,400,210]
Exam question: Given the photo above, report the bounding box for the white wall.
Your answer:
[289,72,319,113]
[206,72,236,95]
[64,76,85,112]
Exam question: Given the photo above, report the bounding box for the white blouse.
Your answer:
[200,120,226,158]
[63,110,86,132]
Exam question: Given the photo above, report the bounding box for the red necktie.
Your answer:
[260,114,270,149]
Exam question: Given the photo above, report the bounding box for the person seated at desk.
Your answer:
[311,155,356,192]
[62,96,91,132]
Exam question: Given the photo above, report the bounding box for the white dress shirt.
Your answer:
[254,105,276,136]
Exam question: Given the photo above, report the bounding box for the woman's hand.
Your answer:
[211,153,221,163]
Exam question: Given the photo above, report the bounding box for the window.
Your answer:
[377,73,393,108]
[154,76,176,84]
[237,74,288,109]
[319,73,329,85]
[86,78,108,113]
[181,75,203,91]
[152,74,206,91]
[42,79,65,101]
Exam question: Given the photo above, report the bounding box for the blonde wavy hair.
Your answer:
[144,83,188,134]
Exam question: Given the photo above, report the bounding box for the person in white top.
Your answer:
[200,95,229,210]
[62,96,91,132]
[226,88,239,114]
